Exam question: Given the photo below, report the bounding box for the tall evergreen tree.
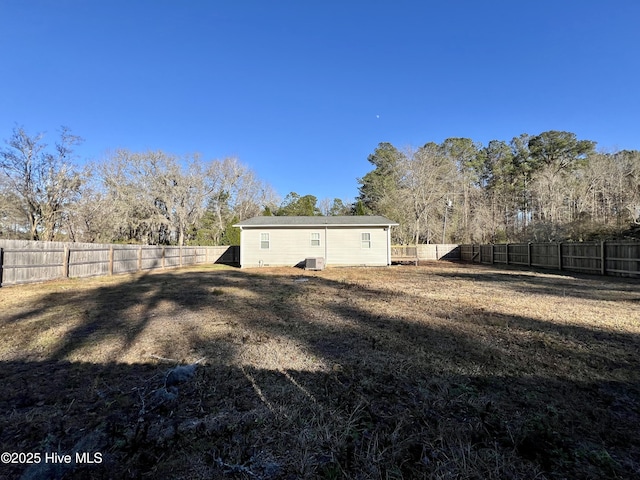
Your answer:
[356,142,403,215]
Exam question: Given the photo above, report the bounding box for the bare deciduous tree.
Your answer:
[96,151,276,245]
[201,157,279,244]
[0,126,83,240]
[396,144,456,244]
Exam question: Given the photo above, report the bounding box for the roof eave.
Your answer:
[233,223,399,228]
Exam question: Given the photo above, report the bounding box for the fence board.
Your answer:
[606,242,640,276]
[68,248,110,277]
[530,243,558,269]
[1,248,65,284]
[492,244,508,264]
[507,244,529,265]
[562,242,601,274]
[112,247,140,274]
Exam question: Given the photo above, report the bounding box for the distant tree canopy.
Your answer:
[357,132,640,244]
[274,192,354,217]
[2,126,638,244]
[275,192,321,216]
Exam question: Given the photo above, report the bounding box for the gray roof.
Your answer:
[233,215,399,228]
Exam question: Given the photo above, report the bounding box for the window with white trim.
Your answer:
[311,232,321,247]
[361,232,371,248]
[260,232,270,249]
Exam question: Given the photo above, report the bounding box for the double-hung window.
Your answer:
[311,232,321,247]
[361,232,371,249]
[260,233,270,249]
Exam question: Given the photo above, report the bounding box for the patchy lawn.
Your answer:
[0,262,639,479]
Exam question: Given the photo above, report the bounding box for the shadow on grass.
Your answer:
[430,262,640,302]
[1,266,639,479]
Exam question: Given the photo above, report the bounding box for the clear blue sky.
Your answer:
[2,1,639,203]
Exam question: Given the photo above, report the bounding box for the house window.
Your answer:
[260,233,270,249]
[361,232,371,249]
[311,232,321,247]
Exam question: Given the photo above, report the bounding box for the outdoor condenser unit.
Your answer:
[305,257,325,271]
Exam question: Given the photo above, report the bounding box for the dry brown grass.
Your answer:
[1,262,639,479]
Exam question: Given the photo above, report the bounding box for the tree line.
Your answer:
[357,133,640,244]
[0,126,279,245]
[1,125,639,245]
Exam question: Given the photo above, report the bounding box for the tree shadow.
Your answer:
[1,266,639,479]
[430,263,640,302]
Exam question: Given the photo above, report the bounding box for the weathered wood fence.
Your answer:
[391,244,460,264]
[0,240,240,286]
[460,242,640,278]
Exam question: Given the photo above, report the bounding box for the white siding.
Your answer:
[240,228,326,267]
[326,227,388,266]
[239,226,390,267]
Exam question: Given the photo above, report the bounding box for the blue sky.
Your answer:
[1,1,639,203]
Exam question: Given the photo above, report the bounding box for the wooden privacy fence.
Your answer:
[0,240,240,286]
[460,242,640,278]
[391,244,460,264]
[417,244,460,261]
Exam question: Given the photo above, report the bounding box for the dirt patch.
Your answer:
[1,262,639,479]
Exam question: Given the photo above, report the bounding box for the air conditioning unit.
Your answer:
[305,257,325,271]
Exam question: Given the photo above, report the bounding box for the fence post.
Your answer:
[528,242,532,267]
[505,244,509,265]
[0,247,4,287]
[179,246,183,267]
[108,246,114,275]
[490,244,494,264]
[601,240,606,276]
[63,247,70,278]
[138,246,142,271]
[558,242,563,270]
[162,246,166,269]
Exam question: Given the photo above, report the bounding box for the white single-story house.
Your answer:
[233,216,399,268]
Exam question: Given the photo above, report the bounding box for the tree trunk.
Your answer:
[178,225,185,247]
